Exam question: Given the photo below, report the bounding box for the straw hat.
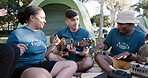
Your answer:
[116,10,139,23]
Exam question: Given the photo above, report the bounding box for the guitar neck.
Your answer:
[60,37,92,48]
[73,42,79,46]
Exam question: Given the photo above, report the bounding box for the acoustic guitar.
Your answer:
[56,37,92,58]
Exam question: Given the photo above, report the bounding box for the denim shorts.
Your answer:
[11,61,56,78]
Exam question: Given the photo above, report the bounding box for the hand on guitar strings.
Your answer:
[66,43,77,54]
[113,51,131,60]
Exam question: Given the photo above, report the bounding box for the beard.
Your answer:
[119,28,131,35]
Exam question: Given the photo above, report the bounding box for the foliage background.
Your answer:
[0,0,29,35]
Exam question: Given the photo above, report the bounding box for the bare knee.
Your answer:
[94,54,108,62]
[51,61,77,77]
[65,61,78,70]
[94,54,104,60]
[83,56,94,68]
[21,68,52,78]
[77,56,94,72]
[94,54,113,68]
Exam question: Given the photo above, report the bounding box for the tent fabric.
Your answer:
[28,0,96,45]
[135,17,148,35]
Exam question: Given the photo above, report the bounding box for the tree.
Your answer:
[91,14,110,38]
[132,0,148,17]
[0,0,29,35]
[91,15,110,27]
[104,0,131,28]
[98,0,104,38]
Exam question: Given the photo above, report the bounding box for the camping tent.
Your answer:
[29,0,96,45]
[135,17,148,35]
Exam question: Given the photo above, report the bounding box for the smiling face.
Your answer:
[117,23,134,36]
[65,15,79,32]
[31,10,46,29]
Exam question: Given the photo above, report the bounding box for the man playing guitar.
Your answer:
[50,9,94,73]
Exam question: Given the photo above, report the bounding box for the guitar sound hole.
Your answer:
[62,49,69,58]
[63,48,68,52]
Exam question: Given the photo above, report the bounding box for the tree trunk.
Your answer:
[98,0,104,38]
[110,10,116,28]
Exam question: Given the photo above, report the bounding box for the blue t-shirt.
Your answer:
[104,28,145,57]
[6,26,47,68]
[54,26,91,62]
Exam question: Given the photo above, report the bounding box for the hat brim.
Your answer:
[116,20,139,24]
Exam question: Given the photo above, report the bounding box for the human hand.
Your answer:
[113,51,130,59]
[52,35,61,46]
[92,43,106,51]
[17,44,28,56]
[0,9,7,16]
[66,44,76,54]
[48,52,65,61]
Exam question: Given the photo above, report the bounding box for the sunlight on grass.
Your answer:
[0,37,8,43]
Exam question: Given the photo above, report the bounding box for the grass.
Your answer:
[0,37,8,43]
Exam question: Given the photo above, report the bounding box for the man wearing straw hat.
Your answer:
[92,10,145,72]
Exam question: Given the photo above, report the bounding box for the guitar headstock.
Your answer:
[78,38,92,48]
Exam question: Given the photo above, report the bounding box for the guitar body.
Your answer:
[56,37,92,58]
[138,44,148,64]
[57,38,70,58]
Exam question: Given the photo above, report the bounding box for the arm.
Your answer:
[17,44,28,56]
[50,34,55,44]
[113,51,138,60]
[45,50,65,61]
[92,43,110,51]
[67,44,89,57]
[45,35,65,61]
[45,43,57,57]
[6,33,28,56]
[92,29,115,52]
[75,48,89,57]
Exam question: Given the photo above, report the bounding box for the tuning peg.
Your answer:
[89,46,92,48]
[89,38,92,40]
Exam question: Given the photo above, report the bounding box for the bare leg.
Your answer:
[21,67,52,78]
[94,54,115,72]
[50,61,77,78]
[77,56,94,72]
